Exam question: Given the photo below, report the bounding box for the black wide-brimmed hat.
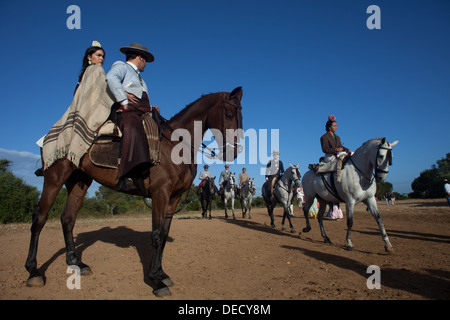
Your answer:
[120,43,154,62]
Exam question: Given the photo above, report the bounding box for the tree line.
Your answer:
[1,153,448,223]
[0,159,266,223]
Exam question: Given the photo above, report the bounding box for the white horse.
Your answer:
[302,138,398,252]
[262,164,302,233]
[222,173,236,219]
[240,178,255,219]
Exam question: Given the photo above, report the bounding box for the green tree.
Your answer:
[376,181,393,199]
[0,159,40,223]
[411,153,450,198]
[95,186,146,215]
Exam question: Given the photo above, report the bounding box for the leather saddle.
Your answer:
[89,112,161,169]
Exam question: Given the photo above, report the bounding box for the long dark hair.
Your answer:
[75,46,105,93]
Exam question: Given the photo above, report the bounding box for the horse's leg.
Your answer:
[224,198,228,219]
[208,197,212,220]
[148,191,179,297]
[302,197,313,233]
[345,199,355,251]
[317,199,331,244]
[201,198,206,218]
[61,171,93,275]
[248,199,252,219]
[25,161,73,287]
[231,198,235,220]
[365,197,393,253]
[268,203,275,228]
[282,203,296,233]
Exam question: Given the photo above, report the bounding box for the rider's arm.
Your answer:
[106,61,128,106]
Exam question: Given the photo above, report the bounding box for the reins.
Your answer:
[156,96,242,160]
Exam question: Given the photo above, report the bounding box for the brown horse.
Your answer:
[199,177,219,219]
[25,87,244,297]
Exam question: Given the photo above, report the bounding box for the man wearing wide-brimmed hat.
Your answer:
[197,165,213,196]
[106,43,157,192]
[265,150,285,197]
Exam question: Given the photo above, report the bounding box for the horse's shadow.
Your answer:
[220,215,300,239]
[38,226,171,286]
[282,245,450,299]
[354,228,450,244]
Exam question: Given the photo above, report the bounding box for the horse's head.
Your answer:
[205,87,244,161]
[374,138,399,182]
[249,178,256,195]
[209,176,217,194]
[227,173,236,191]
[287,163,302,189]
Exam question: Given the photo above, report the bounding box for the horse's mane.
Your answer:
[353,137,384,154]
[168,92,218,122]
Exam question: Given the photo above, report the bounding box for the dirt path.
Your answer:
[1,199,449,300]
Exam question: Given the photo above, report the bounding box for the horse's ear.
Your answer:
[390,140,399,147]
[381,137,386,144]
[229,87,243,101]
[296,162,299,168]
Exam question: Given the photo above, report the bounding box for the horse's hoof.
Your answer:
[162,277,173,287]
[290,228,296,234]
[153,286,172,297]
[346,245,354,251]
[385,246,394,254]
[324,238,332,244]
[26,276,45,287]
[281,225,286,231]
[302,227,311,233]
[80,266,93,276]
[271,224,275,228]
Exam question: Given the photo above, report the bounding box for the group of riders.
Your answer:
[38,40,352,198]
[196,113,353,201]
[197,149,284,200]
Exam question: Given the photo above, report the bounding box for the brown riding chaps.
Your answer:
[118,92,151,179]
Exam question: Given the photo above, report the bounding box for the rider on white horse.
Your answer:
[219,164,232,197]
[312,115,352,182]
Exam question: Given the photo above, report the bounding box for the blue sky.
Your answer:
[0,0,449,196]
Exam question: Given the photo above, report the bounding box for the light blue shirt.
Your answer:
[106,61,148,105]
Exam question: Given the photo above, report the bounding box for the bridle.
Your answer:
[202,97,244,159]
[157,95,243,160]
[277,167,301,193]
[349,142,393,182]
[375,145,392,176]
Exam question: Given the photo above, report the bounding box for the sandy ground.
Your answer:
[1,199,449,300]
